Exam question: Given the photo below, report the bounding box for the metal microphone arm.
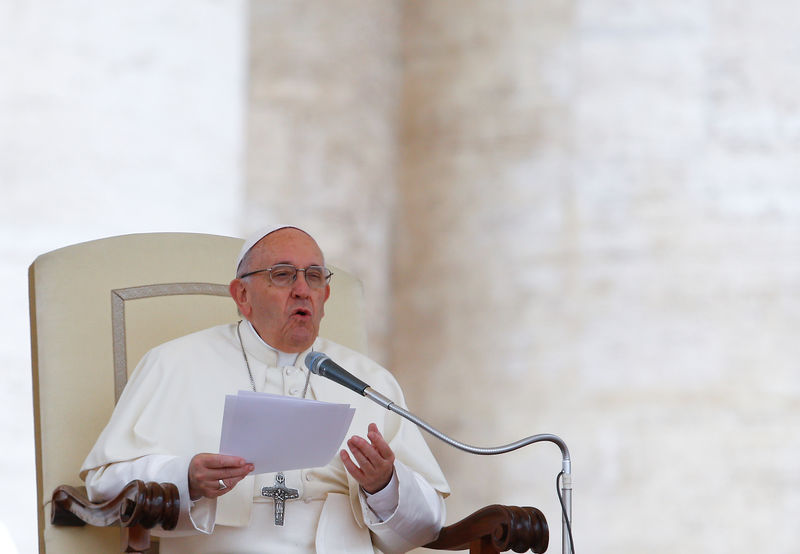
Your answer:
[363,386,573,554]
[304,351,574,554]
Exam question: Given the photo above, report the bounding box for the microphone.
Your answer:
[305,351,370,395]
[304,350,573,554]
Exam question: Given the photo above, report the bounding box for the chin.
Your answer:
[286,334,315,352]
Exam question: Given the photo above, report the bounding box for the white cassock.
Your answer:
[81,322,450,553]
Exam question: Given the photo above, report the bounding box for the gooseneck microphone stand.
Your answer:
[306,352,574,554]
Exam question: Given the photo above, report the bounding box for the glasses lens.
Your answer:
[304,266,328,288]
[269,264,297,286]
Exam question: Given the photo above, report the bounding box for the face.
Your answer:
[229,228,330,353]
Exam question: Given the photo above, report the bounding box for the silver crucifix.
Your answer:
[261,472,299,526]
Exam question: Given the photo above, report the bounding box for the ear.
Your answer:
[318,283,331,320]
[229,278,252,318]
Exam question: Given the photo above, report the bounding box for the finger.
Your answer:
[341,448,392,493]
[340,449,364,480]
[203,454,250,469]
[209,473,247,498]
[192,462,252,486]
[353,436,393,471]
[347,445,374,473]
[347,437,379,470]
[190,455,253,500]
[366,424,394,460]
[226,473,249,488]
[349,434,382,460]
[198,481,223,499]
[191,454,247,478]
[351,450,392,491]
[213,463,255,480]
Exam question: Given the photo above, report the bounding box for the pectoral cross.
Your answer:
[261,472,299,526]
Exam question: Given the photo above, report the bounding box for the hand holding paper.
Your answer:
[188,453,254,500]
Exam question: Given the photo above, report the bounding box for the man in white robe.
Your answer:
[81,225,449,553]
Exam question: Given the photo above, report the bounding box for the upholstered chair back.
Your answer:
[29,233,367,553]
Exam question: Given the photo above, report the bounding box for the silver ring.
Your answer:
[218,479,227,490]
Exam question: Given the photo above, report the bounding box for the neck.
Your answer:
[244,320,301,365]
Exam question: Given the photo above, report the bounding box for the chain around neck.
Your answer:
[236,320,311,397]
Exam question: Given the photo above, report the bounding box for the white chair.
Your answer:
[29,232,547,553]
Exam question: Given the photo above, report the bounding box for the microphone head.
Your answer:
[305,351,329,375]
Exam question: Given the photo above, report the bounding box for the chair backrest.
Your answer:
[29,232,367,553]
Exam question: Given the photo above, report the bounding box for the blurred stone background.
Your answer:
[2,1,799,553]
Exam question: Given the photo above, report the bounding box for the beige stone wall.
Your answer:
[395,4,580,550]
[394,2,800,553]
[6,1,798,552]
[1,3,248,551]
[245,1,800,552]
[244,0,402,360]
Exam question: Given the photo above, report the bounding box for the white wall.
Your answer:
[0,2,247,551]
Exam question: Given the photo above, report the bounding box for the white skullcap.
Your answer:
[235,224,310,276]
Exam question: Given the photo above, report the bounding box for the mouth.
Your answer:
[291,307,312,319]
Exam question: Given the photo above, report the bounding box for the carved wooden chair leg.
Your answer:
[424,504,548,553]
[51,480,179,554]
[475,535,500,554]
[122,525,151,553]
[52,481,550,554]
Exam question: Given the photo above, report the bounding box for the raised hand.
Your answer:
[341,423,396,494]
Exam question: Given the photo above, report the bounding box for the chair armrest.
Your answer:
[51,480,180,530]
[424,504,548,553]
[51,484,548,553]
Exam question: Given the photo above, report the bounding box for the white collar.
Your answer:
[242,319,299,367]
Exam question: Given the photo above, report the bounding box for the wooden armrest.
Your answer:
[51,484,547,553]
[424,504,548,553]
[52,480,180,529]
[51,480,180,553]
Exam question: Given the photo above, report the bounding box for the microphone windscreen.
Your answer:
[305,351,328,374]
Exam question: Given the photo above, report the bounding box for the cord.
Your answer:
[557,470,576,554]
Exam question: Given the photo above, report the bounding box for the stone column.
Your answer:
[395,0,578,530]
[244,0,402,359]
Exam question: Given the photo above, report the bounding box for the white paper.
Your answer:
[219,390,355,474]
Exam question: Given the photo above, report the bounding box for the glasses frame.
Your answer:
[237,264,333,289]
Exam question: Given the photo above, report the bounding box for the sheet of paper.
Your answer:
[219,390,355,474]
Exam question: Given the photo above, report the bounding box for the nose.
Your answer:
[291,270,312,296]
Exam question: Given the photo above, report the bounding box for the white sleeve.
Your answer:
[363,469,399,521]
[358,460,446,554]
[83,454,217,536]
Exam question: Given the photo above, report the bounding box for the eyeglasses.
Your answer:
[238,264,333,289]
